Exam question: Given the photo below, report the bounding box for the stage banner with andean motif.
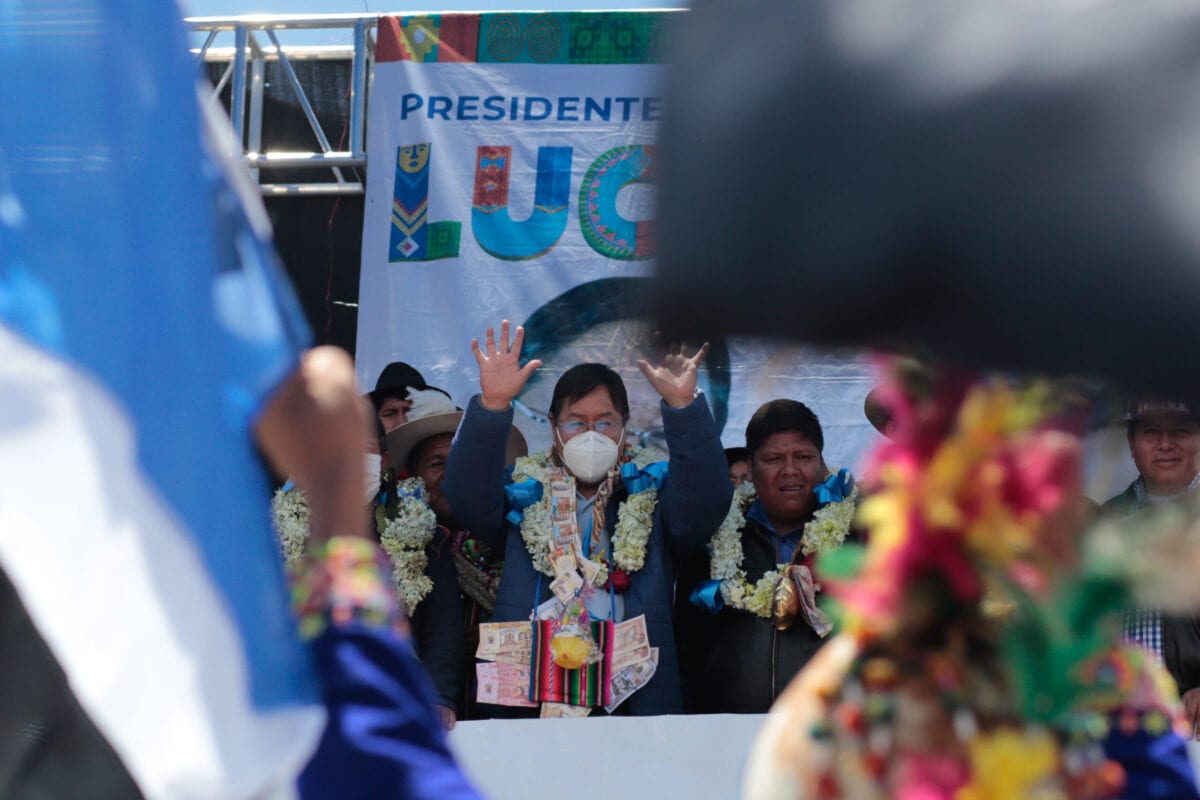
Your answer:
[356,11,879,466]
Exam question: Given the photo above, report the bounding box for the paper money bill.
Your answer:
[790,565,833,638]
[604,648,659,713]
[540,702,592,719]
[562,533,582,555]
[535,596,565,621]
[476,621,533,664]
[552,518,580,543]
[610,614,652,671]
[550,570,582,604]
[476,662,537,708]
[488,648,533,666]
[576,553,605,585]
[550,479,581,540]
[551,496,574,518]
[552,553,579,583]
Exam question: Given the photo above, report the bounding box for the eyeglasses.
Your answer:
[557,419,621,437]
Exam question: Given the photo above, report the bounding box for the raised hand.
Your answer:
[471,319,543,411]
[636,341,710,409]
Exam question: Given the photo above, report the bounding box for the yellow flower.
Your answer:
[964,503,1032,567]
[956,727,1064,800]
[857,493,906,551]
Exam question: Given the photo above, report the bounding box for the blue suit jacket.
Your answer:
[443,394,731,715]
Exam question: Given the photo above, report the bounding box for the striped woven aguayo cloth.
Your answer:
[529,620,614,707]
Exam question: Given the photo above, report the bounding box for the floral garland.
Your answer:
[271,485,311,564]
[270,477,438,615]
[376,477,438,615]
[512,446,665,586]
[708,476,858,618]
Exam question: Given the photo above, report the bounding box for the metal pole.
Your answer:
[195,30,218,67]
[349,21,367,159]
[231,24,248,146]
[265,29,348,185]
[265,29,335,153]
[209,60,235,103]
[248,32,265,183]
[260,183,365,196]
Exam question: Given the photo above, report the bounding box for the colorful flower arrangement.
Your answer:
[834,379,1081,640]
[745,365,1196,800]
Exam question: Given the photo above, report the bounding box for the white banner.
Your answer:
[356,12,880,468]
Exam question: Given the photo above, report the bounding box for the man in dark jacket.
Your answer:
[385,387,527,723]
[1102,398,1200,735]
[676,399,857,714]
[442,320,731,716]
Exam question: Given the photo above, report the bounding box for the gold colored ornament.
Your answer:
[772,570,800,631]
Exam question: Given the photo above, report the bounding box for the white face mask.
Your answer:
[557,428,622,484]
[363,453,383,505]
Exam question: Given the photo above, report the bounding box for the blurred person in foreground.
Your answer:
[0,1,480,796]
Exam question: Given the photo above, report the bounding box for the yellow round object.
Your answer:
[550,632,591,670]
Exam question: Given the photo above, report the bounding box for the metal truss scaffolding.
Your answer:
[188,14,378,196]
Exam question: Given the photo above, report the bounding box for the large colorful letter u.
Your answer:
[472,145,572,261]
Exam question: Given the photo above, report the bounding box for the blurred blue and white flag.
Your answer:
[0,1,322,797]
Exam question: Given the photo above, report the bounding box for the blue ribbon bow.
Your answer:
[504,478,544,527]
[689,579,726,615]
[620,461,668,496]
[397,483,425,503]
[814,468,854,506]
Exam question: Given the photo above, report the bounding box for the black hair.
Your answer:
[548,363,630,420]
[371,387,407,411]
[745,399,824,457]
[725,447,749,466]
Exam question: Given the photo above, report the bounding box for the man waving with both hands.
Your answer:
[443,320,732,717]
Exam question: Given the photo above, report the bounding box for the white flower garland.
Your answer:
[709,477,858,618]
[378,477,438,615]
[512,446,665,585]
[270,477,438,614]
[271,485,311,564]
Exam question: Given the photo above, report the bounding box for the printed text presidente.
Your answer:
[400,93,663,123]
